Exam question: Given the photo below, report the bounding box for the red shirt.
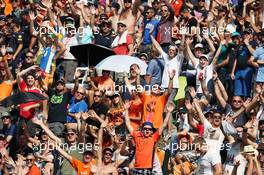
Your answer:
[112,34,133,55]
[131,130,160,169]
[19,80,42,120]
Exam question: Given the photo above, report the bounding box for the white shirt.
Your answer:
[62,36,79,60]
[196,64,213,93]
[224,142,247,175]
[161,51,184,88]
[203,119,225,152]
[197,150,221,175]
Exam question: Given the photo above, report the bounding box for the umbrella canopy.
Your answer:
[0,92,47,107]
[70,43,115,67]
[95,55,148,75]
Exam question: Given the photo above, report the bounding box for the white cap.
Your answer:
[194,43,204,49]
[199,54,208,60]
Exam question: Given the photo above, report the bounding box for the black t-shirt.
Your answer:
[88,102,109,128]
[6,32,24,51]
[226,43,237,73]
[236,45,250,70]
[94,33,114,48]
[47,88,72,123]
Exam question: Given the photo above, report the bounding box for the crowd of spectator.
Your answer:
[0,0,263,174]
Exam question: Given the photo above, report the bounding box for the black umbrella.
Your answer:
[0,92,47,107]
[70,43,115,67]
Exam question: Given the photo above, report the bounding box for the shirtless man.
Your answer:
[118,0,141,34]
[96,124,118,175]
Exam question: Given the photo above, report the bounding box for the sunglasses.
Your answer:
[67,132,75,136]
[110,95,119,100]
[76,91,84,95]
[232,100,242,103]
[124,0,132,3]
[2,116,10,119]
[26,55,34,58]
[6,52,13,55]
[143,127,152,131]
[104,152,113,156]
[26,158,34,162]
[94,94,101,98]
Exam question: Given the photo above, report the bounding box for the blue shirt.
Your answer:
[253,46,264,82]
[143,19,160,45]
[67,97,88,122]
[146,58,164,86]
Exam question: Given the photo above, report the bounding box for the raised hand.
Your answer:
[1,45,6,56]
[81,112,90,120]
[149,24,154,35]
[186,37,193,45]
[169,69,176,80]
[166,101,175,113]
[29,11,36,21]
[42,0,52,8]
[74,70,81,79]
[212,70,218,81]
[189,87,196,99]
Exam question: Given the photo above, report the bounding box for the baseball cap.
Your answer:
[103,147,114,154]
[231,32,241,37]
[194,43,204,49]
[199,54,208,60]
[6,47,14,53]
[142,122,155,131]
[56,79,65,84]
[0,15,6,21]
[65,16,75,24]
[117,21,126,26]
[0,107,11,118]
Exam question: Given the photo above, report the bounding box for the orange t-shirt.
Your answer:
[0,81,13,101]
[71,158,93,175]
[141,92,168,128]
[131,130,160,169]
[93,76,115,92]
[128,99,143,130]
[27,165,41,175]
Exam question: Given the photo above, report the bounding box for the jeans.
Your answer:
[234,67,254,98]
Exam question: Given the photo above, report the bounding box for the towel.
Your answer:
[111,30,128,48]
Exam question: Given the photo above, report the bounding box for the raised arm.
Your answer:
[150,34,163,55]
[55,142,73,162]
[186,38,198,67]
[31,117,62,143]
[203,33,216,58]
[159,101,174,135]
[123,101,134,134]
